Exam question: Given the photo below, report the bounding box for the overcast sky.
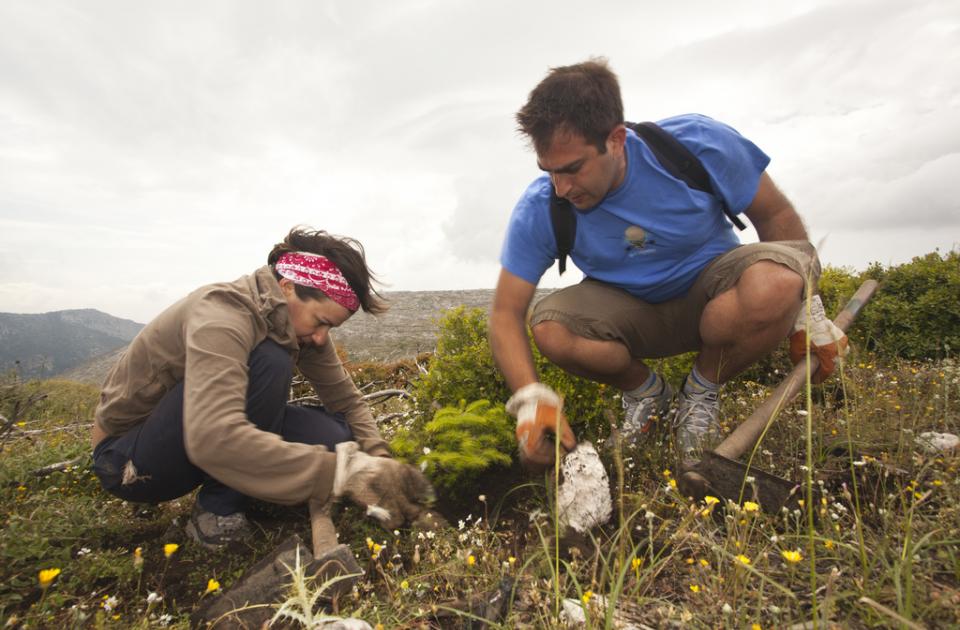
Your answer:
[1,0,958,323]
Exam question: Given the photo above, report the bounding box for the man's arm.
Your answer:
[491,267,577,466]
[742,172,808,242]
[489,267,539,392]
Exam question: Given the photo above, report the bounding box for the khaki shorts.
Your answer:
[529,241,820,359]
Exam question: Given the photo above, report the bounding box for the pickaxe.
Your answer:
[678,279,879,512]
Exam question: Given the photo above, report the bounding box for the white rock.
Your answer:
[560,598,587,625]
[916,432,959,453]
[558,442,613,534]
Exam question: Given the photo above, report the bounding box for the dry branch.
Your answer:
[361,388,410,403]
[32,456,86,477]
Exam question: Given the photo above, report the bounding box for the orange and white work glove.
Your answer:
[789,295,849,384]
[506,383,577,469]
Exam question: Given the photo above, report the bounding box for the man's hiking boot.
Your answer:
[185,501,252,549]
[621,380,674,442]
[673,377,721,457]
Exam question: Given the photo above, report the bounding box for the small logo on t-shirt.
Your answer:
[624,225,657,256]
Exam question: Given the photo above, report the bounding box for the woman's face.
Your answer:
[279,279,353,347]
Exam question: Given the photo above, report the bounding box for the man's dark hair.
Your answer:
[268,227,388,315]
[516,58,624,154]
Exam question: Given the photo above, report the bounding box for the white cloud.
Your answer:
[1,0,958,322]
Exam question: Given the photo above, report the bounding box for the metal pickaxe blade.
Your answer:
[678,279,879,512]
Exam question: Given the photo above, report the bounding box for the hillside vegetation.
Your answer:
[0,251,957,628]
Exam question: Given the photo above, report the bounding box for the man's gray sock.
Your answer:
[684,364,719,396]
[624,371,664,399]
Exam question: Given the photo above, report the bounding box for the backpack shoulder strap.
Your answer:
[627,121,747,231]
[549,191,576,275]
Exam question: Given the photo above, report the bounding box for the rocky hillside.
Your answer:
[334,289,498,362]
[0,309,144,379]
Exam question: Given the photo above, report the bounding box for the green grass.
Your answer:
[1,357,958,628]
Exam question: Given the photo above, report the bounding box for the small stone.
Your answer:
[917,432,959,454]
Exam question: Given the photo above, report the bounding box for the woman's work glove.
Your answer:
[332,442,434,530]
[506,383,577,469]
[789,295,849,384]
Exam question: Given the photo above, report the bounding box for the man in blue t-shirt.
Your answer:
[493,59,847,467]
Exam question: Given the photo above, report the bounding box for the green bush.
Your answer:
[410,306,620,442]
[411,307,507,419]
[414,399,513,492]
[812,251,960,361]
[857,251,960,359]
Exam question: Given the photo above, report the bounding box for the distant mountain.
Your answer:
[0,309,144,379]
[8,289,558,384]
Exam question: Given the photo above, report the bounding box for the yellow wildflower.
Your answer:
[133,547,143,569]
[735,554,751,566]
[704,496,719,506]
[743,501,760,513]
[467,554,476,566]
[689,584,700,593]
[781,550,803,563]
[581,590,593,605]
[932,480,943,486]
[752,624,762,630]
[823,539,834,550]
[204,578,220,594]
[163,543,179,558]
[669,478,678,489]
[662,469,672,478]
[38,568,61,588]
[400,579,409,590]
[686,557,694,565]
[508,556,516,565]
[366,537,374,550]
[699,559,709,567]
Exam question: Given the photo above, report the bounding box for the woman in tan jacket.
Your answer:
[91,227,431,548]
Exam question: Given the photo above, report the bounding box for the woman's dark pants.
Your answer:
[92,340,353,515]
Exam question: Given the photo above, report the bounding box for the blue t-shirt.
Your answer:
[500,114,770,303]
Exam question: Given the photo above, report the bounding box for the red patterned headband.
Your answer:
[275,252,360,312]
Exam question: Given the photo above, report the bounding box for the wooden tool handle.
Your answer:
[309,498,339,559]
[713,279,879,460]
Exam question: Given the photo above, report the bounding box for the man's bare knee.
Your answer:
[738,262,804,325]
[531,320,575,363]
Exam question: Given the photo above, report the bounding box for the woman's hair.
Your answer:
[268,227,388,315]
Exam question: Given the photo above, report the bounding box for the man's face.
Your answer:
[536,126,627,210]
